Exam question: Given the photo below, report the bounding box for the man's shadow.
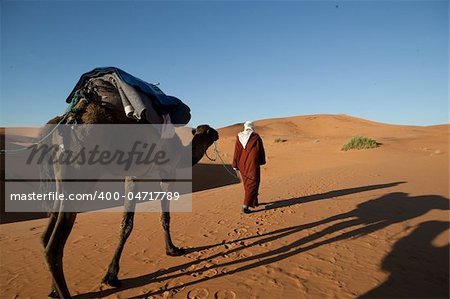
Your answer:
[74,190,449,299]
[258,182,406,211]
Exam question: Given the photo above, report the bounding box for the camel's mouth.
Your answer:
[195,125,219,142]
[211,129,219,141]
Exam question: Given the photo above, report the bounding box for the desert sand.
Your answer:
[0,114,449,298]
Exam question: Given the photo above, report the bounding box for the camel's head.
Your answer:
[192,124,219,145]
[190,125,219,165]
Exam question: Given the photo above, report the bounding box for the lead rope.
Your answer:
[210,141,240,179]
[0,91,84,154]
[203,142,218,161]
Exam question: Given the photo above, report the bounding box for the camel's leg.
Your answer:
[41,212,58,246]
[160,182,185,256]
[102,176,136,287]
[44,211,77,299]
[41,212,60,298]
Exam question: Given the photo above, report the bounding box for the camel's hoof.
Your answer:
[166,247,186,256]
[102,276,122,288]
[48,290,60,299]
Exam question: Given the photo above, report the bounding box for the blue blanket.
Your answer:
[66,67,191,125]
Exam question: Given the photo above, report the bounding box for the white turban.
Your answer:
[244,121,254,131]
[238,120,254,149]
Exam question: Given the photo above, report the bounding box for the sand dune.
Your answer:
[0,114,448,298]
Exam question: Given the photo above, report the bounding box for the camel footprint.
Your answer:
[164,279,185,295]
[187,287,209,299]
[234,227,248,234]
[185,249,207,259]
[214,289,237,299]
[223,242,239,250]
[259,241,272,248]
[188,263,218,278]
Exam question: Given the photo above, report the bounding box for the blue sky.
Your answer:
[1,0,448,128]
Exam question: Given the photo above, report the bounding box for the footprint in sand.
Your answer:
[219,267,230,275]
[269,278,284,288]
[165,279,186,295]
[234,227,248,235]
[223,242,238,250]
[146,292,166,299]
[166,279,185,289]
[237,249,253,258]
[237,240,250,246]
[214,289,237,299]
[186,251,203,259]
[259,241,272,248]
[189,263,218,278]
[186,264,201,274]
[202,268,218,277]
[256,230,266,236]
[94,282,117,293]
[187,288,209,299]
[227,231,237,238]
[256,218,272,225]
[263,265,276,275]
[222,252,237,259]
[142,257,153,264]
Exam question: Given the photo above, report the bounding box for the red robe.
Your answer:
[232,133,266,208]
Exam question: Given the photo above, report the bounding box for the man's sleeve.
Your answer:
[232,137,240,169]
[258,136,266,165]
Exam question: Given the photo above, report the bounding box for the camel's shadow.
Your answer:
[73,186,450,299]
[192,163,240,192]
[360,219,449,298]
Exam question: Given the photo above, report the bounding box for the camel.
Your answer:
[39,95,219,298]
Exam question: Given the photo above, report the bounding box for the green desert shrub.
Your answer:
[342,136,379,151]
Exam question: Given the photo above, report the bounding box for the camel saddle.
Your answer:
[65,67,191,125]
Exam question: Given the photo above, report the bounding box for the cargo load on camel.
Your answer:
[65,66,191,125]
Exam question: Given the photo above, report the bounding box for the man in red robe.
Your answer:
[232,121,266,213]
